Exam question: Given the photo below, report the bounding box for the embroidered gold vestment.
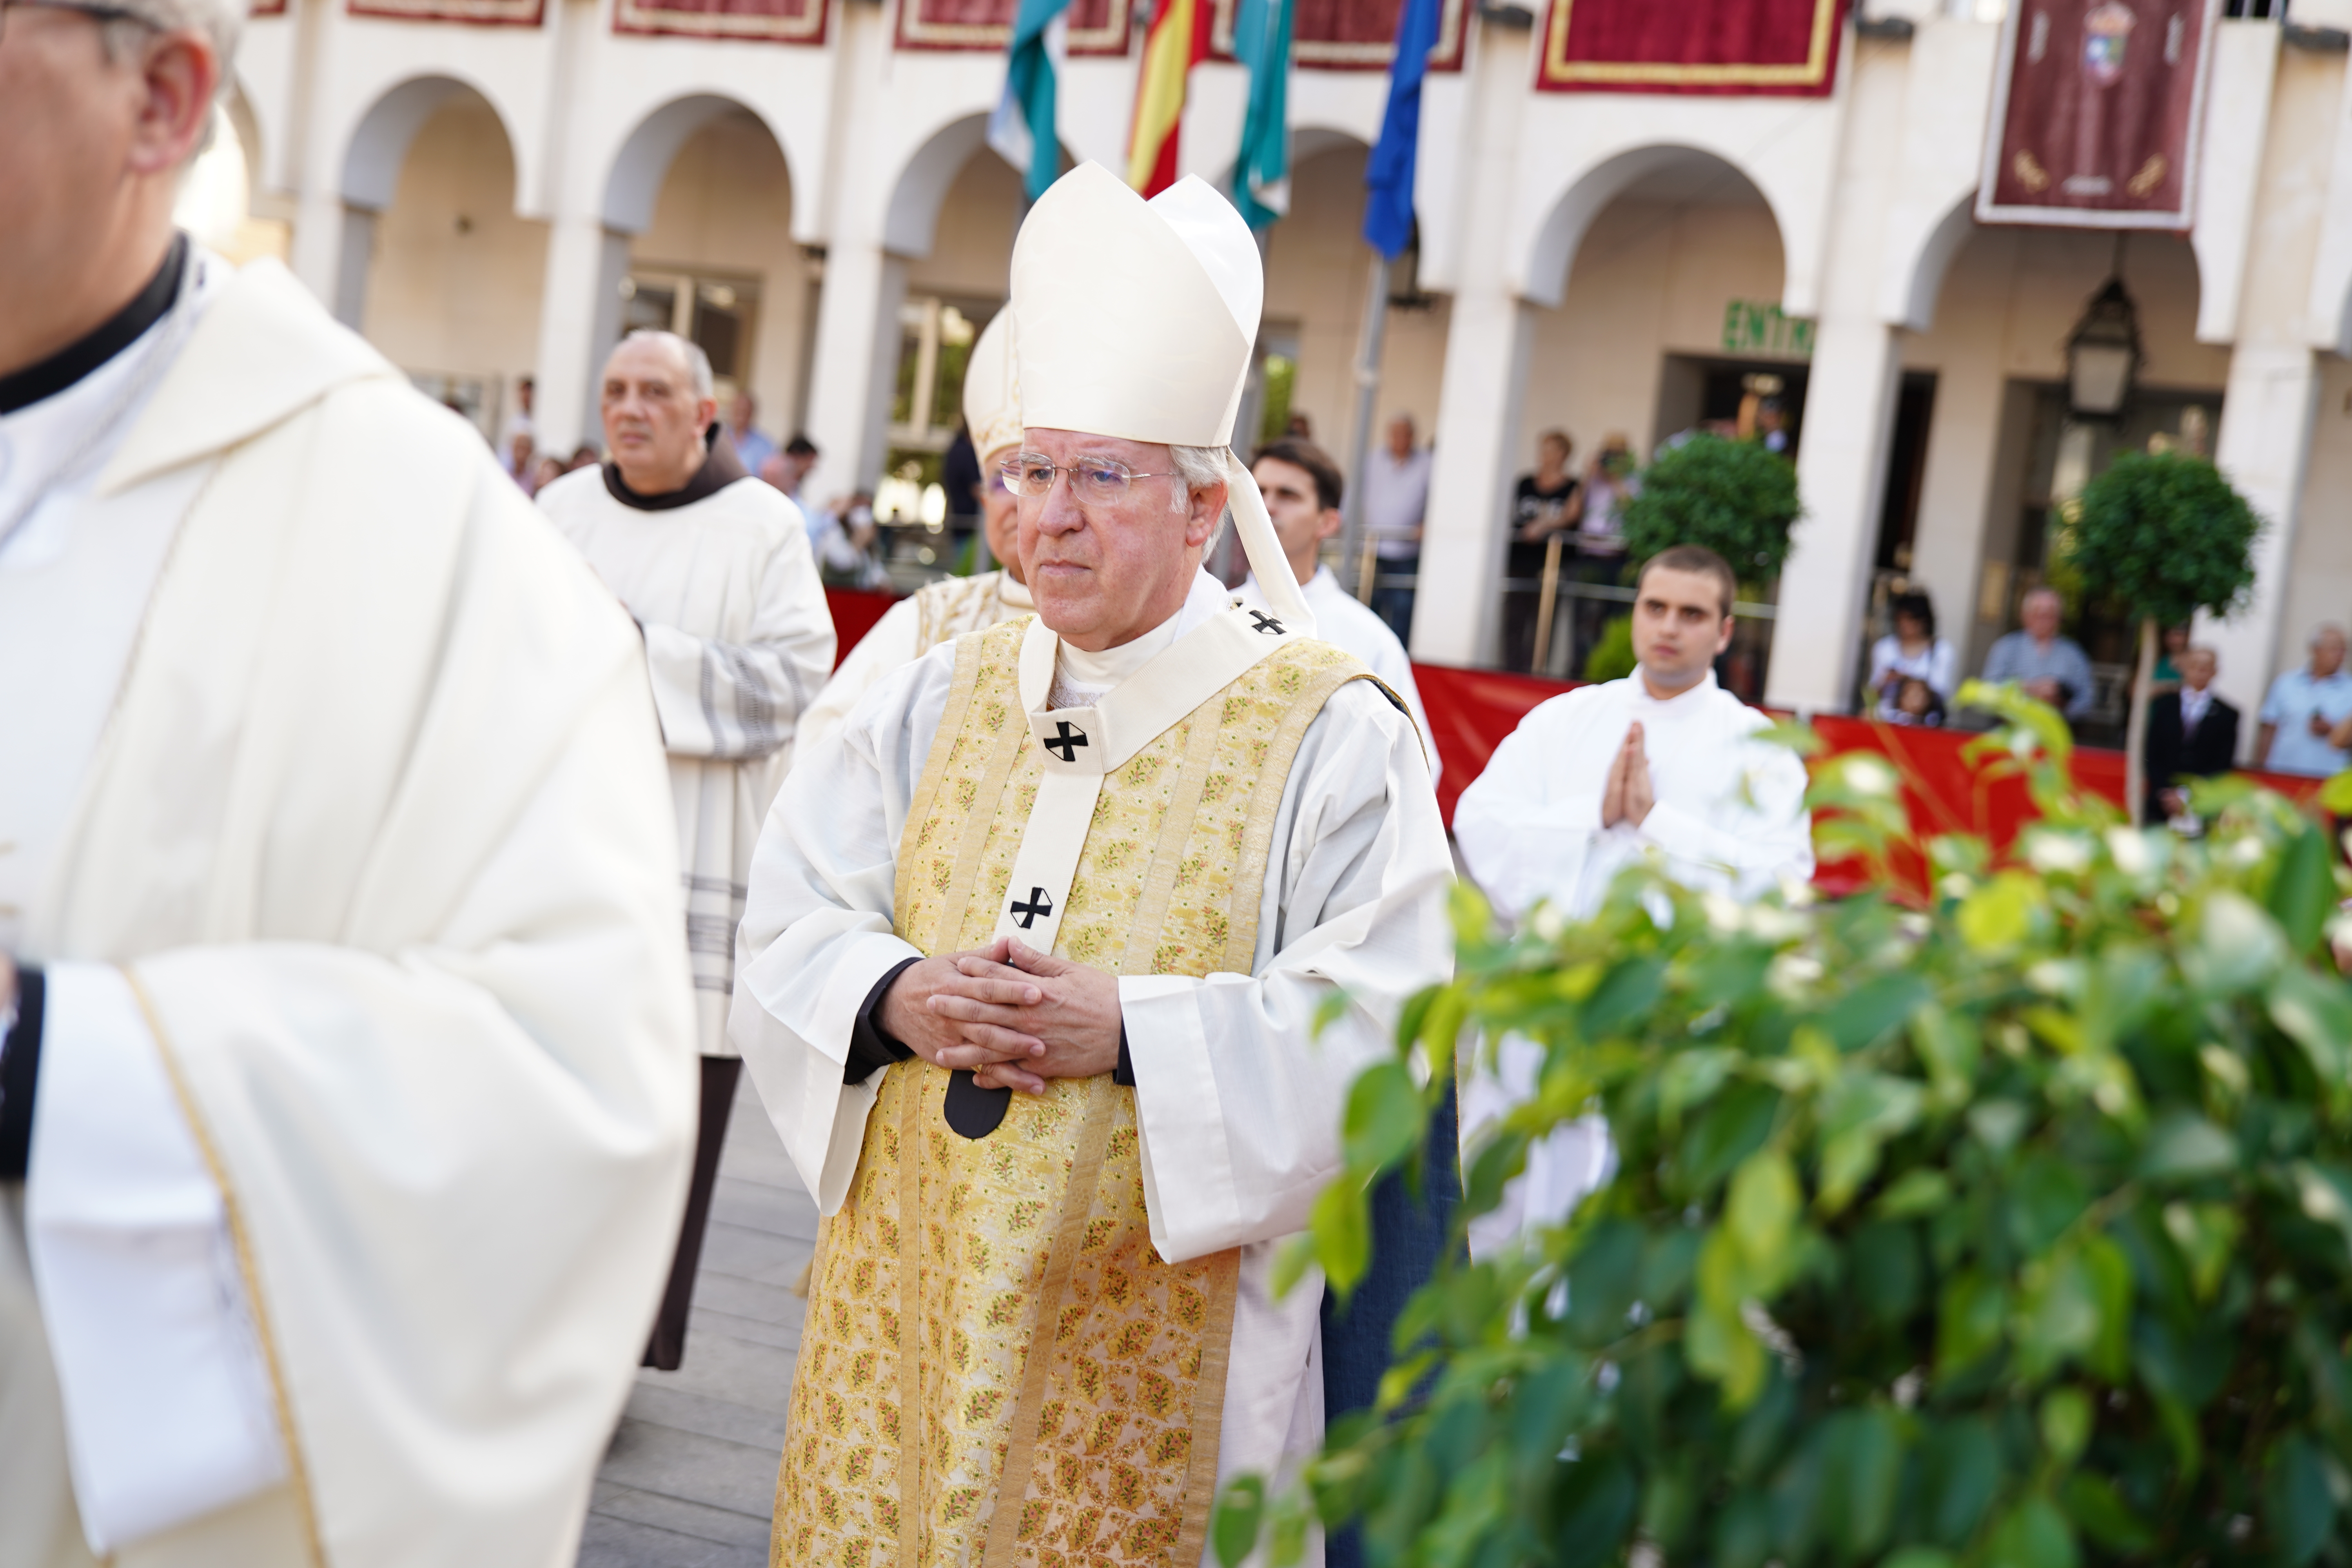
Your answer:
[775,615,1372,1568]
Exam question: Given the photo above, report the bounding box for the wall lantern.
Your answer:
[2066,276,2141,419]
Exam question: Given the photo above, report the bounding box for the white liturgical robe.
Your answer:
[0,252,696,1568]
[730,571,1455,1562]
[537,462,834,1054]
[1239,564,1439,790]
[796,567,1034,756]
[1451,670,1812,1257]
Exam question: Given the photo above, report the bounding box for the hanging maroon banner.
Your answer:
[614,0,825,43]
[1205,0,1466,73]
[249,0,287,16]
[1977,0,2216,228]
[350,0,541,23]
[1536,0,1847,95]
[893,0,1127,55]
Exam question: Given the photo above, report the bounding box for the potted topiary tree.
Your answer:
[1218,686,2352,1568]
[2060,450,2260,820]
[1617,433,1802,592]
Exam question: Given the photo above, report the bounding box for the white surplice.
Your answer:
[796,567,1033,756]
[0,255,697,1568]
[1238,564,1440,790]
[537,464,834,1054]
[1450,671,1813,1258]
[730,570,1456,1565]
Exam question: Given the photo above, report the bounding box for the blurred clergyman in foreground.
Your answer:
[0,1,699,1563]
[539,329,833,1370]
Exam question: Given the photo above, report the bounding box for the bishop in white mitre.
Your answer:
[730,163,1454,1568]
[538,329,834,1369]
[0,9,696,1567]
[799,310,1033,753]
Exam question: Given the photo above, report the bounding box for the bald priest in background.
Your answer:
[732,163,1454,1567]
[539,329,833,1370]
[1,2,698,1564]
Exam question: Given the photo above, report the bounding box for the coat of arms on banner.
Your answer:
[1978,0,2219,229]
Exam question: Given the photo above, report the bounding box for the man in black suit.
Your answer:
[2146,645,2240,827]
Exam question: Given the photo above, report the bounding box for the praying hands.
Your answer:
[879,935,1124,1093]
[1601,720,1656,829]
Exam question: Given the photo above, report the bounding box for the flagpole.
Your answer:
[1338,251,1389,600]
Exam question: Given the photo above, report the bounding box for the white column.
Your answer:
[1414,292,1534,666]
[533,216,631,457]
[1408,13,1532,668]
[287,191,345,312]
[2201,341,2322,749]
[1901,341,2006,675]
[1765,315,1902,715]
[800,242,906,506]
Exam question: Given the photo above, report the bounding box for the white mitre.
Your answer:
[963,310,1024,462]
[1010,161,1314,632]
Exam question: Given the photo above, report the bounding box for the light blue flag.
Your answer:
[989,0,1074,204]
[1363,0,1437,259]
[1231,0,1294,230]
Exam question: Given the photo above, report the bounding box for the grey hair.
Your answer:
[2314,623,2348,647]
[621,329,716,401]
[100,0,244,124]
[1168,444,1234,545]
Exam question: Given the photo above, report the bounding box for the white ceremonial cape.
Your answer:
[795,567,1033,756]
[537,465,834,1054]
[730,572,1456,1562]
[1240,564,1440,790]
[0,260,697,1568]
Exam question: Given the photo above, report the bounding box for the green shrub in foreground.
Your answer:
[1221,683,2352,1568]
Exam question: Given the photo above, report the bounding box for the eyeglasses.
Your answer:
[999,453,1182,505]
[0,0,156,33]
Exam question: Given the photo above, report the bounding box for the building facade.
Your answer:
[199,0,2352,750]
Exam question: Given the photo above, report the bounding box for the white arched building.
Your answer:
[218,0,2352,740]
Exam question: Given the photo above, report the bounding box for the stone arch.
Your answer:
[341,74,523,214]
[601,93,795,236]
[1882,187,1978,334]
[1520,143,1790,311]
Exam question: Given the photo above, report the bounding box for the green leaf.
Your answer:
[1819,1408,1905,1557]
[1341,1060,1423,1174]
[1959,872,2042,953]
[2082,1234,2134,1383]
[1308,1178,1370,1298]
[2269,820,2337,953]
[2271,965,2352,1104]
[1917,1417,2004,1546]
[1875,1169,1954,1220]
[2038,1387,2091,1469]
[1881,1552,1960,1568]
[2321,768,2352,817]
[1936,1272,2007,1378]
[1986,1494,2079,1568]
[2135,1110,2238,1183]
[2014,1251,2102,1384]
[2268,1434,2337,1568]
[2181,890,2288,996]
[2009,1154,2091,1257]
[2059,1472,2155,1554]
[1583,955,1667,1036]
[1690,1234,1769,1406]
[1911,1004,1982,1100]
[1553,1450,1638,1568]
[1564,1219,1644,1347]
[1727,1147,1801,1276]
[1817,1073,1927,1214]
[2161,1200,2241,1302]
[1212,1474,1265,1568]
[1660,1047,1742,1134]
[1850,1222,1922,1327]
[1676,1082,1782,1196]
[1819,972,1931,1052]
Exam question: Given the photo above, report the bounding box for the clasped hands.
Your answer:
[878,936,1122,1094]
[1601,720,1655,830]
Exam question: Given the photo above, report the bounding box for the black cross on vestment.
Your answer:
[1248,610,1285,636]
[1043,720,1089,762]
[1009,886,1054,929]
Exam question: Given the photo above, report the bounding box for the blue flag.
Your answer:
[1231,0,1295,230]
[989,0,1073,204]
[1363,0,1437,259]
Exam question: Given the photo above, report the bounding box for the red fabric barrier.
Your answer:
[1410,661,2330,893]
[824,588,898,671]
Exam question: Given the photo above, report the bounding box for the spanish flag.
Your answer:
[1125,0,1212,196]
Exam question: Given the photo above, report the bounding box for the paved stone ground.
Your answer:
[577,1073,815,1568]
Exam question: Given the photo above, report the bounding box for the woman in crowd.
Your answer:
[1867,590,1958,721]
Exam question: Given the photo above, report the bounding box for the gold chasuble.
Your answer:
[778,612,1377,1568]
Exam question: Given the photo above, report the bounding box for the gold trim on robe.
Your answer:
[775,616,1372,1568]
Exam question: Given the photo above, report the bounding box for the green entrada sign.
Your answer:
[1722,299,1816,359]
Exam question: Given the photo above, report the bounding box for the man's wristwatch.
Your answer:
[0,967,45,1181]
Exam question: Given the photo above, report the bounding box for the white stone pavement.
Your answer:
[577,1073,815,1568]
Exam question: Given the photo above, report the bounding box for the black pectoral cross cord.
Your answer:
[1009,886,1054,929]
[1043,720,1089,762]
[1248,610,1285,636]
